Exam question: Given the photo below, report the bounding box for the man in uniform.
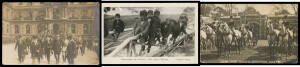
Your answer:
[151,10,162,43]
[30,36,38,64]
[36,36,43,64]
[44,35,51,64]
[15,36,26,63]
[145,10,155,53]
[66,36,77,64]
[52,35,63,64]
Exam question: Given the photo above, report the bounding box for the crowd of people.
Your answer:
[14,34,98,64]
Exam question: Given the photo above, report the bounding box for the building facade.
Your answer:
[2,2,99,43]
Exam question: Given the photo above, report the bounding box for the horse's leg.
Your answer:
[237,39,240,54]
[139,44,145,56]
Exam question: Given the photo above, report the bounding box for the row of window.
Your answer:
[11,24,89,34]
[4,2,97,6]
[5,7,96,20]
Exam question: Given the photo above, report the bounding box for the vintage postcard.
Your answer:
[102,3,198,64]
[200,4,298,63]
[2,2,100,65]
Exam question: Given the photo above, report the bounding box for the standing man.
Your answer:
[66,36,77,64]
[15,36,25,63]
[152,10,162,42]
[146,10,155,53]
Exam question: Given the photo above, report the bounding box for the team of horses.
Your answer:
[200,20,255,59]
[266,20,298,61]
[200,17,298,62]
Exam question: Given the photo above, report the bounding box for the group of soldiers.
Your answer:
[266,18,298,60]
[200,15,298,62]
[109,9,189,56]
[14,34,95,64]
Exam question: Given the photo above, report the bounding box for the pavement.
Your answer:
[2,43,99,65]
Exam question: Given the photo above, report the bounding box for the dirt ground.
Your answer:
[200,40,298,63]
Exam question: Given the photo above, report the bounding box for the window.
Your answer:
[26,24,30,34]
[53,24,59,34]
[6,24,9,33]
[82,8,88,19]
[83,24,88,34]
[71,24,76,33]
[53,8,62,19]
[15,25,19,34]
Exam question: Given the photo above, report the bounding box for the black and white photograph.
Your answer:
[200,4,298,63]
[102,3,198,64]
[2,2,100,65]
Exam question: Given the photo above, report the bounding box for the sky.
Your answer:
[214,4,297,15]
[105,7,186,16]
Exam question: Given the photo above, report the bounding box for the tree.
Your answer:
[224,4,234,16]
[104,7,111,13]
[291,4,298,15]
[275,9,290,15]
[243,6,260,15]
[200,4,215,16]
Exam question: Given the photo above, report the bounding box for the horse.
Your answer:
[232,28,242,54]
[267,23,281,61]
[218,22,233,59]
[161,18,181,48]
[200,30,207,50]
[204,25,216,50]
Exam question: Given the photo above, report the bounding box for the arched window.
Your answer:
[15,25,19,34]
[71,24,76,33]
[83,24,88,34]
[53,24,59,34]
[26,24,30,34]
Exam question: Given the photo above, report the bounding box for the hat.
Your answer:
[147,10,154,15]
[115,13,120,17]
[140,10,147,16]
[154,10,160,16]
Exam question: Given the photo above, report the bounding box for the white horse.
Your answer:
[232,28,242,54]
[205,25,216,50]
[219,23,233,59]
[200,30,207,50]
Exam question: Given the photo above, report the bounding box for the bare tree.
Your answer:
[224,4,234,16]
[291,4,298,15]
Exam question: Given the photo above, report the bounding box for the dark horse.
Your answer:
[161,18,181,48]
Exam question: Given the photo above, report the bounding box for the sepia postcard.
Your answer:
[102,3,198,64]
[200,4,298,64]
[2,2,100,65]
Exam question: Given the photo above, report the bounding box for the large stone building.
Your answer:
[2,2,99,43]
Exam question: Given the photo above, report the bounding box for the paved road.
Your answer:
[2,43,99,65]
